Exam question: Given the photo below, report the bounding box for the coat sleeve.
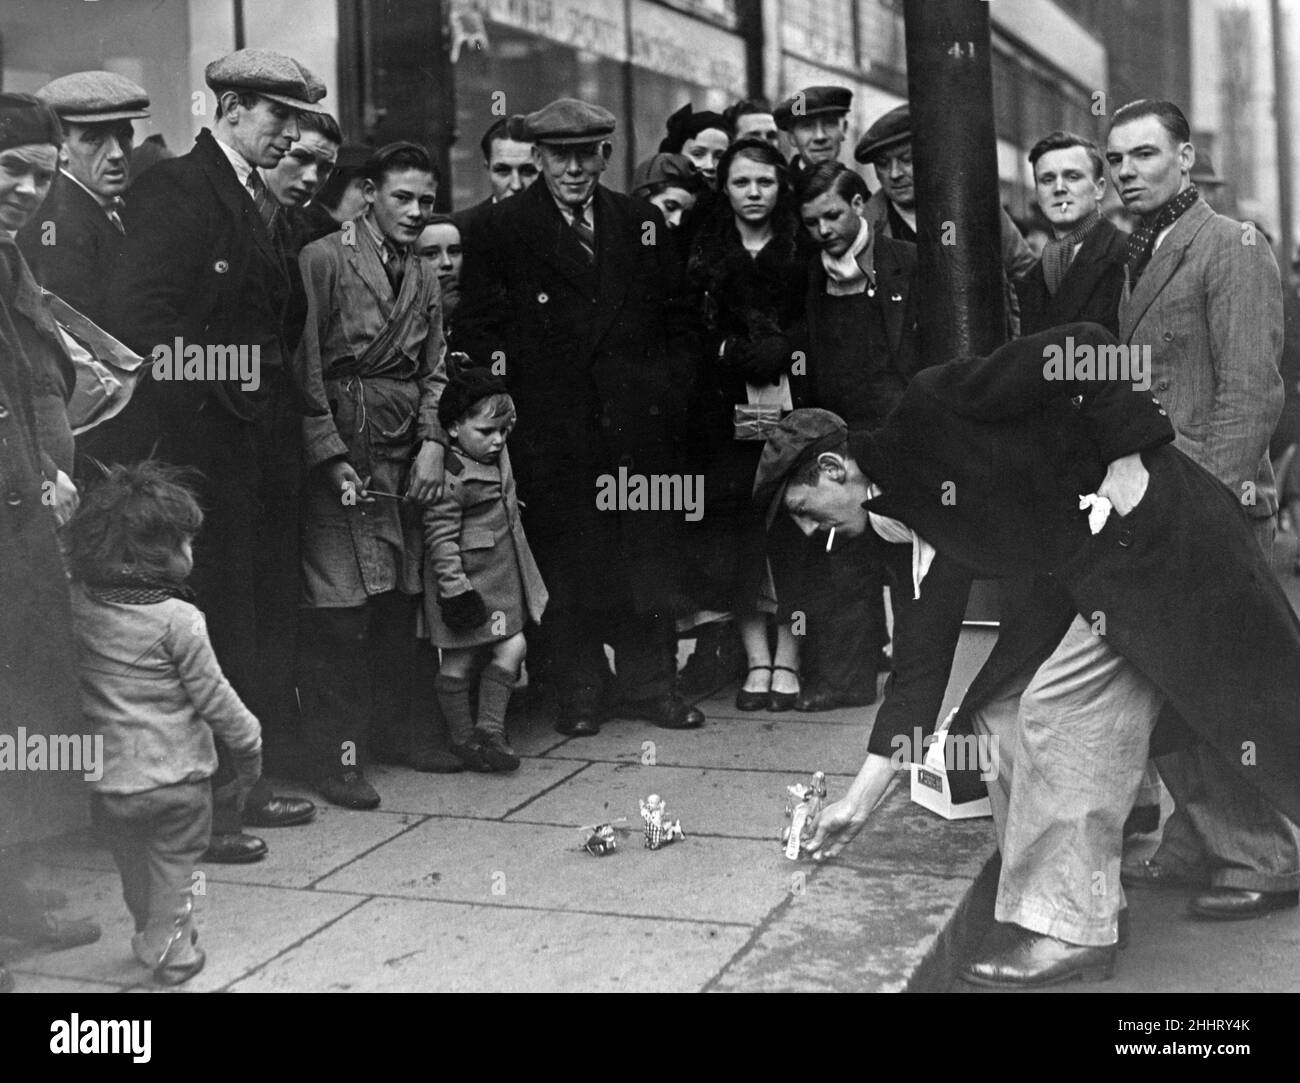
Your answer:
[452,210,509,370]
[416,269,449,446]
[920,321,1175,464]
[423,485,473,598]
[296,241,350,468]
[1199,221,1285,494]
[167,603,263,792]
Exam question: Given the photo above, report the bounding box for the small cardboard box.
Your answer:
[909,711,992,820]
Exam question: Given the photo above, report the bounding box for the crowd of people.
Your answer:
[2,42,1299,990]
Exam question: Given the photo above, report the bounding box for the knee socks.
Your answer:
[476,664,517,739]
[435,673,475,746]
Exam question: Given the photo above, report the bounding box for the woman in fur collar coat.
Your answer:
[683,138,816,712]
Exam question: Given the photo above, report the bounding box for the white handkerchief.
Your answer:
[1079,493,1113,535]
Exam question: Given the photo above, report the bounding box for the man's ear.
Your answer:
[1178,141,1195,175]
[817,452,848,482]
[217,90,240,122]
[361,177,378,205]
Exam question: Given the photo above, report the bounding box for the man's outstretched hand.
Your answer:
[801,795,870,861]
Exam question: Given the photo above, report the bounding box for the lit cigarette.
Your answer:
[825,527,836,552]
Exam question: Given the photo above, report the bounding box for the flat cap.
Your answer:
[0,92,63,153]
[1191,147,1223,187]
[37,71,150,123]
[522,98,615,145]
[855,103,910,163]
[205,48,326,111]
[774,85,852,131]
[752,408,849,527]
[630,152,703,199]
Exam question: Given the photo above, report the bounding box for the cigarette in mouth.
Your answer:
[825,527,836,552]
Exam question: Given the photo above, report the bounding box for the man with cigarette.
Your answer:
[756,323,1300,986]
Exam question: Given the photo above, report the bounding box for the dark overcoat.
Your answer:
[854,323,1300,825]
[108,127,293,425]
[455,179,693,614]
[17,171,124,331]
[1015,218,1128,337]
[103,128,301,732]
[802,232,920,426]
[0,241,85,846]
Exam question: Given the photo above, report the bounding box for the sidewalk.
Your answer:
[10,536,1300,993]
[5,633,997,993]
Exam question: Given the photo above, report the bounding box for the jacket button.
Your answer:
[0,403,8,419]
[1118,527,1133,547]
[1158,408,1167,416]
[6,491,21,507]
[1162,331,1174,342]
[1158,380,1169,390]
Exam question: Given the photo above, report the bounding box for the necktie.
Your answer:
[247,171,279,230]
[384,245,406,295]
[106,197,126,235]
[571,204,595,263]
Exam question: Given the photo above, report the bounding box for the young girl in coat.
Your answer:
[425,369,548,772]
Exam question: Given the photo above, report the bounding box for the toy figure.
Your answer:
[640,794,685,850]
[782,770,827,859]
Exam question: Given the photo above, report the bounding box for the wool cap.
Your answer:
[0,92,63,152]
[774,86,852,131]
[205,48,327,110]
[36,71,150,123]
[521,98,615,146]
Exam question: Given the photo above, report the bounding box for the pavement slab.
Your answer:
[313,817,793,924]
[228,896,753,992]
[365,757,587,819]
[506,759,856,841]
[9,865,361,992]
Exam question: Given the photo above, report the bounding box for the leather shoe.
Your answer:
[794,684,877,712]
[243,795,316,828]
[961,925,1115,987]
[473,727,521,772]
[201,832,267,864]
[319,770,381,810]
[619,695,704,730]
[1120,857,1204,889]
[1189,888,1300,921]
[555,713,601,737]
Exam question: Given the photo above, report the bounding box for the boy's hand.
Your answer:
[325,460,374,504]
[408,441,445,505]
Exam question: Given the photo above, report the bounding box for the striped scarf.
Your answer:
[1041,209,1101,296]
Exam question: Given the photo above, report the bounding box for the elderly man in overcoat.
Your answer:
[455,97,702,736]
[1107,98,1298,920]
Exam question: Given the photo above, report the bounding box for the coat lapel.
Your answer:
[1050,223,1110,323]
[1119,199,1212,340]
[346,219,396,317]
[515,181,598,297]
[194,130,280,266]
[873,239,910,359]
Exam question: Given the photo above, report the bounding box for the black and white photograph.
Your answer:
[1,0,1298,1033]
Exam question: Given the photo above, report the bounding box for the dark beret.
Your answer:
[630,152,703,198]
[205,48,326,110]
[521,98,615,145]
[37,71,150,123]
[854,103,911,163]
[0,92,63,153]
[439,368,511,432]
[774,85,852,131]
[657,103,728,154]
